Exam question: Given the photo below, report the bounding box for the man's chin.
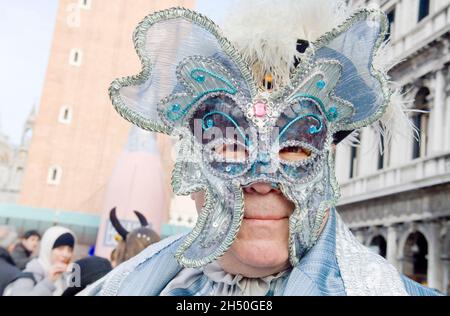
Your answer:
[230,239,290,270]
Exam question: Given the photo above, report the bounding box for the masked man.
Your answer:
[81,0,442,296]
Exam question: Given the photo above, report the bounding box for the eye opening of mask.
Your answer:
[209,142,250,162]
[279,145,313,162]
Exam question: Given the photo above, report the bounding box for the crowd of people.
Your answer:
[0,209,160,296]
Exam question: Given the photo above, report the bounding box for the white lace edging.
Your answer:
[335,213,408,296]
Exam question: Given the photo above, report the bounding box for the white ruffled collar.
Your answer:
[202,261,290,296]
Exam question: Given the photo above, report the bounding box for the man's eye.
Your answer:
[213,143,249,160]
[279,146,312,161]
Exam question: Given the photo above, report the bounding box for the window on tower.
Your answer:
[69,49,83,67]
[59,106,73,124]
[47,166,62,186]
[79,0,92,10]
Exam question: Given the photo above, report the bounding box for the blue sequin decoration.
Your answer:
[309,125,320,134]
[316,80,326,90]
[171,104,181,113]
[194,75,206,83]
[206,119,214,128]
[327,106,338,121]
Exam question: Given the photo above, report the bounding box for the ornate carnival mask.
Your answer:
[109,7,390,268]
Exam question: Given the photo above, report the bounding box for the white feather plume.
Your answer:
[340,130,361,148]
[372,40,418,151]
[221,0,349,88]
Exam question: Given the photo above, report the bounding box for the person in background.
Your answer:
[0,226,20,296]
[11,230,41,270]
[62,256,112,296]
[109,208,161,265]
[6,226,76,296]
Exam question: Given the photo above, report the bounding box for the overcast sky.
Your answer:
[0,0,59,145]
[0,0,236,146]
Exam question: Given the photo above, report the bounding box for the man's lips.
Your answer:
[244,215,289,221]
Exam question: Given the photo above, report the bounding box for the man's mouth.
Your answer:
[244,215,289,221]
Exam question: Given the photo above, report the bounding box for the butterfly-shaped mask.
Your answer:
[110,8,389,267]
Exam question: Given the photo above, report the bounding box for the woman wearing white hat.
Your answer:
[6,226,76,296]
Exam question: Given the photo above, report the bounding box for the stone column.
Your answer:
[443,257,450,295]
[446,94,450,151]
[387,225,399,270]
[430,69,446,154]
[442,222,450,295]
[426,221,444,291]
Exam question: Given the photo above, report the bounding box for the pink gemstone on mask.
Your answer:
[254,102,267,117]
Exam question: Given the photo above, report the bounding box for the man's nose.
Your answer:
[243,182,280,195]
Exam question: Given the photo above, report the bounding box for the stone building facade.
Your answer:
[336,0,450,293]
[0,107,34,203]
